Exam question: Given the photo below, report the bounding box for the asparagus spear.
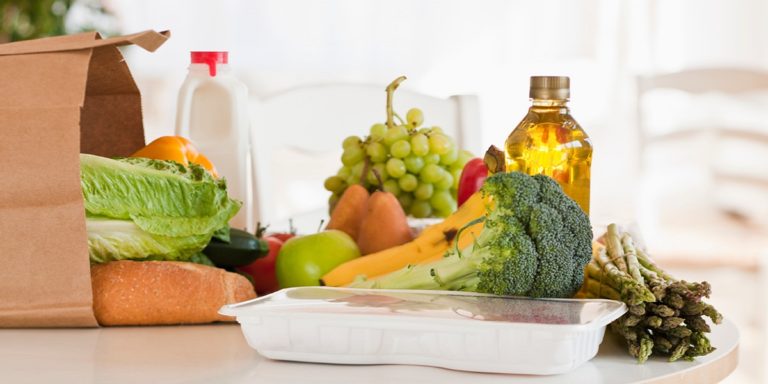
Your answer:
[629,304,646,316]
[624,315,643,327]
[681,301,707,316]
[645,315,662,328]
[664,325,693,338]
[621,233,644,286]
[687,332,715,357]
[594,247,655,304]
[663,292,685,309]
[605,224,628,273]
[703,304,724,324]
[636,247,676,282]
[686,316,711,333]
[653,335,674,353]
[660,316,685,330]
[610,322,638,342]
[669,337,691,362]
[648,303,677,317]
[638,264,667,300]
[627,331,654,364]
[638,332,654,363]
[583,277,622,301]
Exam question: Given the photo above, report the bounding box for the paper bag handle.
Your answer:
[88,30,170,52]
[0,30,170,56]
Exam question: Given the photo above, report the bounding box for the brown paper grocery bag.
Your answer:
[0,30,169,327]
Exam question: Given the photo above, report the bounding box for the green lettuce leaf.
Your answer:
[80,154,241,237]
[86,217,210,263]
[188,252,216,266]
[211,225,231,243]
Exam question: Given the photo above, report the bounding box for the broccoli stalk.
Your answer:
[353,211,536,294]
[350,172,593,298]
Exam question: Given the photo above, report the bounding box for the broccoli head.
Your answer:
[350,172,593,298]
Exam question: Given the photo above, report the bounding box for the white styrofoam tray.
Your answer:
[220,287,626,375]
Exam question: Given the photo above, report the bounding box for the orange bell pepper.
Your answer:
[131,136,219,178]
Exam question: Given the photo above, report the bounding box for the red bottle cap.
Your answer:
[190,51,228,77]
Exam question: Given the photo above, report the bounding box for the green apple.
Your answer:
[276,229,360,288]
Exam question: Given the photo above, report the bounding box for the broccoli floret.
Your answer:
[533,174,593,294]
[474,210,538,295]
[526,204,572,297]
[482,171,540,221]
[350,172,593,298]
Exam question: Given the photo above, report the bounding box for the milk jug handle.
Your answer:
[174,80,199,137]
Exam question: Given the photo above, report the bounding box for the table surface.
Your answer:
[0,319,737,384]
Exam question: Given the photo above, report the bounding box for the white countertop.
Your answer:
[0,319,737,384]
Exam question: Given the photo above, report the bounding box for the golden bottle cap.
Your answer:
[529,76,570,100]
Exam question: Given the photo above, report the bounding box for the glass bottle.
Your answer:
[504,76,592,214]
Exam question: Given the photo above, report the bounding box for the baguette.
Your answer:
[91,260,256,326]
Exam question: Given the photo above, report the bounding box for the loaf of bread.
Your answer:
[91,260,256,326]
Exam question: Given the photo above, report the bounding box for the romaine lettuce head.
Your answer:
[80,154,241,262]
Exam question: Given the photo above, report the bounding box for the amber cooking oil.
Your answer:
[504,76,592,214]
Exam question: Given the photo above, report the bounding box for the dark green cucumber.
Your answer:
[203,228,269,268]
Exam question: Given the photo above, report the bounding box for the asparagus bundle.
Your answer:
[578,224,723,363]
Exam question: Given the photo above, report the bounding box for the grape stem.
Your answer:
[386,76,407,130]
[393,112,406,126]
[371,168,384,191]
[360,157,371,185]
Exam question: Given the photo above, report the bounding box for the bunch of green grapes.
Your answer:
[324,107,473,218]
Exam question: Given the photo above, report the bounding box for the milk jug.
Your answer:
[175,51,252,230]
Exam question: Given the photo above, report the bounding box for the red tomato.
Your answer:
[238,236,284,295]
[268,232,295,243]
[266,219,297,243]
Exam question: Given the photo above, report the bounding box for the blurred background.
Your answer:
[3,0,766,382]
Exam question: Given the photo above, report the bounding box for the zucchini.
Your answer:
[203,228,269,268]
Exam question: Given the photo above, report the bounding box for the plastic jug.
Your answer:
[175,51,252,230]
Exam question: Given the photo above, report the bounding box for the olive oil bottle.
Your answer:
[505,76,592,214]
